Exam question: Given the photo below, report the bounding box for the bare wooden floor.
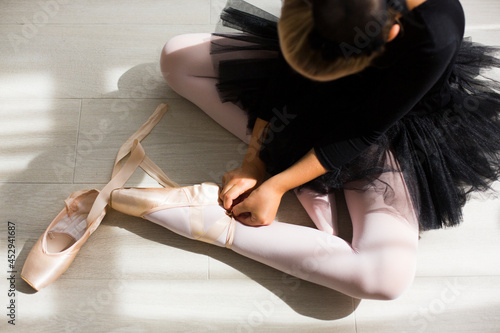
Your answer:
[1,1,499,332]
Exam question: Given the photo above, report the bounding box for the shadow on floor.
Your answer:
[104,209,360,321]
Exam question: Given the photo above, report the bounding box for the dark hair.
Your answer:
[278,0,404,81]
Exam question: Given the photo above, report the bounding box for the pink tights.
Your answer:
[158,33,420,300]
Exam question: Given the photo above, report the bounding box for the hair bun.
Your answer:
[307,0,405,61]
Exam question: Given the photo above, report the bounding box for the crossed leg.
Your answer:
[229,155,419,300]
[161,33,252,143]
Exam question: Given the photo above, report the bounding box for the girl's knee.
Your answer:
[373,274,414,300]
[160,37,181,82]
[160,35,193,81]
[160,33,212,88]
[360,252,417,300]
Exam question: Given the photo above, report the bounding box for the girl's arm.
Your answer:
[266,148,328,194]
[220,118,269,210]
[232,148,328,226]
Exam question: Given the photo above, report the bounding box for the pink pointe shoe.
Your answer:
[21,189,103,291]
[21,104,177,291]
[110,183,236,248]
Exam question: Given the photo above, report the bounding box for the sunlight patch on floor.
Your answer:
[104,67,131,94]
[0,73,54,99]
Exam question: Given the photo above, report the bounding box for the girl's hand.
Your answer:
[229,148,329,226]
[231,181,284,226]
[220,162,266,211]
[221,117,268,212]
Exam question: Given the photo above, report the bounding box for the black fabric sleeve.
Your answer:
[314,42,458,170]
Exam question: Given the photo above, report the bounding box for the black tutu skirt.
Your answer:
[211,1,500,231]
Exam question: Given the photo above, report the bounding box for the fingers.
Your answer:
[231,200,247,218]
[232,202,255,225]
[220,183,240,210]
[220,181,247,210]
[236,214,255,226]
[232,201,269,226]
[220,179,255,210]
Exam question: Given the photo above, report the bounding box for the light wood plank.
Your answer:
[460,0,500,29]
[416,185,500,277]
[0,99,81,183]
[355,276,500,333]
[0,0,211,25]
[0,24,213,99]
[75,98,243,186]
[13,279,356,332]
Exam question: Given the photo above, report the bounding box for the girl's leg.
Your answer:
[160,33,250,143]
[230,164,418,300]
[146,153,418,300]
[341,153,419,298]
[294,188,339,235]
